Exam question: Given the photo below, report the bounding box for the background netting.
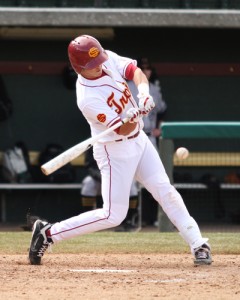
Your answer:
[160,122,240,231]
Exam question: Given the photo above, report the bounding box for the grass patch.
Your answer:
[0,231,240,255]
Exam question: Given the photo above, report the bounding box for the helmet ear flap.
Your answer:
[68,35,108,74]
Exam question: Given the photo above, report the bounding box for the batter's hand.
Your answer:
[126,108,141,123]
[137,83,155,114]
[138,95,155,113]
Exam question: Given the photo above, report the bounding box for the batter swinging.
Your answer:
[29,35,212,266]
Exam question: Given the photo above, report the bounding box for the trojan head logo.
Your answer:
[97,113,106,123]
[89,47,100,58]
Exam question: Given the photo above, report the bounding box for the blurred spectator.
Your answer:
[127,57,167,149]
[127,57,167,226]
[0,75,13,122]
[62,64,78,90]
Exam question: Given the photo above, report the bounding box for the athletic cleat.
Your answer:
[194,243,212,265]
[28,220,53,265]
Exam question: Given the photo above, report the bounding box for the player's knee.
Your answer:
[153,183,183,209]
[106,209,128,227]
[108,215,127,227]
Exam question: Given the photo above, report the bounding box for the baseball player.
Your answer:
[29,35,212,266]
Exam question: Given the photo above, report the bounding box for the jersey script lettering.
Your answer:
[107,86,132,114]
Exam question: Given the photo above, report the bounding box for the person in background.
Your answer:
[0,74,13,122]
[127,57,167,226]
[127,57,167,149]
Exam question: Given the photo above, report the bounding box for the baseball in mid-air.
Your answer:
[176,147,189,160]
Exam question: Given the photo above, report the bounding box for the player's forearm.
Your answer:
[118,122,137,136]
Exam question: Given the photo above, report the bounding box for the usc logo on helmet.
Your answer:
[89,47,100,58]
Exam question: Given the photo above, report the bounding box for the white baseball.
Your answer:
[176,147,189,160]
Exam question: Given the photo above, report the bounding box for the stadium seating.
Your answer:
[10,0,58,7]
[142,0,181,8]
[107,0,141,8]
[59,0,104,8]
[228,0,240,8]
[0,0,18,6]
[0,0,238,9]
[186,0,224,9]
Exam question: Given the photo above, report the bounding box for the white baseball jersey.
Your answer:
[76,50,144,143]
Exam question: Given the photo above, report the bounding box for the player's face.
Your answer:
[81,65,103,79]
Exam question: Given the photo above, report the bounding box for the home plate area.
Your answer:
[1,253,240,300]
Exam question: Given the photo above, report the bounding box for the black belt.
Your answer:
[115,131,140,142]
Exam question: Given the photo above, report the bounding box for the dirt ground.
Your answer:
[1,253,240,300]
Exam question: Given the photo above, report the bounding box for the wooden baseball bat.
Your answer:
[41,117,129,176]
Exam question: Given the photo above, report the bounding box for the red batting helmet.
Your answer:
[68,35,108,74]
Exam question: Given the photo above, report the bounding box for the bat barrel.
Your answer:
[41,165,51,176]
[40,139,92,176]
[41,161,61,176]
